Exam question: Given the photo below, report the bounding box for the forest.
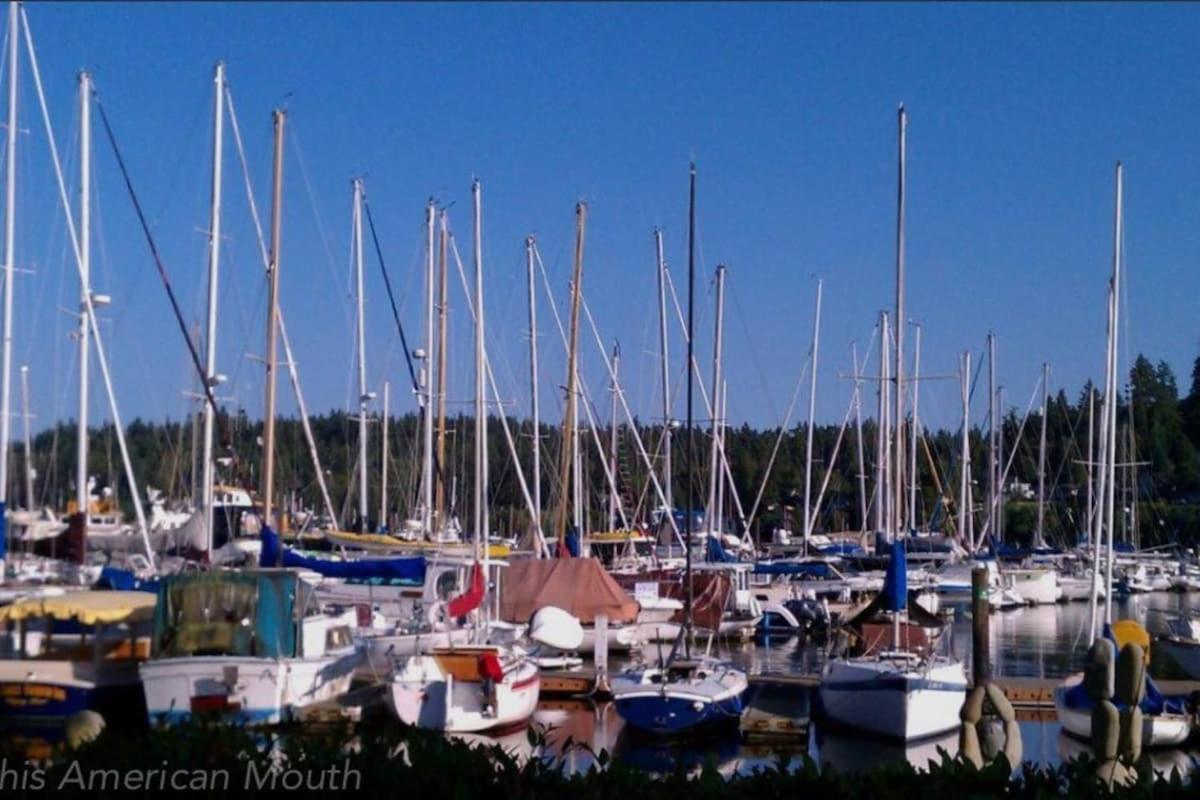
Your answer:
[21,352,1200,550]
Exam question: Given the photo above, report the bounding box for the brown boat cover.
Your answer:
[499,558,640,624]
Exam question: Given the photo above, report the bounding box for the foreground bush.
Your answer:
[0,720,1194,798]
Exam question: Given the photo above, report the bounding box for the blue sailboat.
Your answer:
[611,164,748,736]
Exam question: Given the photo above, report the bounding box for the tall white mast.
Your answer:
[802,277,822,547]
[1103,163,1123,624]
[380,380,389,530]
[20,364,31,509]
[655,228,673,536]
[706,264,726,537]
[1086,388,1094,539]
[421,199,435,534]
[525,235,543,543]
[472,179,490,610]
[570,206,585,545]
[0,0,16,551]
[852,342,868,533]
[959,351,971,548]
[908,322,921,532]
[76,70,91,518]
[874,311,889,534]
[200,60,225,556]
[352,178,369,530]
[1036,361,1049,548]
[893,104,906,546]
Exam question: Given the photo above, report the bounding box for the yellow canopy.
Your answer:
[1111,619,1152,664]
[324,529,511,558]
[0,590,156,625]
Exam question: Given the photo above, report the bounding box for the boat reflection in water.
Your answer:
[1056,731,1199,781]
[809,725,960,773]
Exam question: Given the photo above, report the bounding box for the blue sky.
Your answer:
[9,2,1200,436]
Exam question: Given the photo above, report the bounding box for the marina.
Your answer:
[0,2,1199,794]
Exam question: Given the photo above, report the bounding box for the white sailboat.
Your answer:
[816,107,968,742]
[387,180,540,734]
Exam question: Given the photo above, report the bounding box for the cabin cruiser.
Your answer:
[139,568,358,726]
[0,591,155,736]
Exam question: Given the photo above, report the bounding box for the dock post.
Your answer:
[594,614,609,692]
[971,566,989,685]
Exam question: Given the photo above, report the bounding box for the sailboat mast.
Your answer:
[76,70,91,518]
[655,228,673,528]
[1036,362,1049,548]
[554,203,586,551]
[0,0,16,543]
[201,60,225,556]
[874,311,889,534]
[608,341,620,532]
[852,342,868,533]
[261,109,285,531]
[959,352,971,548]
[472,179,487,564]
[20,364,31,509]
[684,163,696,653]
[987,331,997,543]
[1086,387,1094,539]
[706,264,726,539]
[434,212,449,534]
[525,235,542,541]
[380,381,389,530]
[1103,163,1123,624]
[909,322,921,532]
[893,104,906,546]
[352,178,369,530]
[421,200,435,535]
[802,277,822,547]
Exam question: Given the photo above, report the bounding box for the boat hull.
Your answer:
[1054,674,1192,748]
[0,660,146,732]
[817,658,967,741]
[613,691,744,735]
[388,656,540,733]
[139,651,358,727]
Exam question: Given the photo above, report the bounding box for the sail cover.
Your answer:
[259,526,425,582]
[499,557,639,624]
[446,562,484,618]
[882,539,907,613]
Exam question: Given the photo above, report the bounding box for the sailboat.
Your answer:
[816,107,968,742]
[138,110,361,727]
[1053,163,1193,748]
[611,164,749,736]
[387,180,540,734]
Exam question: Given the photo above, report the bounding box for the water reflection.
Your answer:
[810,725,960,773]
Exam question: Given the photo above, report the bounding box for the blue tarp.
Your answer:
[564,529,581,558]
[0,500,6,563]
[819,542,865,557]
[882,539,907,613]
[259,526,426,582]
[1062,624,1189,716]
[95,566,161,594]
[706,533,739,563]
[752,561,837,578]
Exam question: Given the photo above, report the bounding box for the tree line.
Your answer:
[19,350,1200,549]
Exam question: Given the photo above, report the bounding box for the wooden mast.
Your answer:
[553,203,586,552]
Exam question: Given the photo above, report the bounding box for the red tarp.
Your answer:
[499,558,640,625]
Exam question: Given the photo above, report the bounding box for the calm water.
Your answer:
[471,594,1200,778]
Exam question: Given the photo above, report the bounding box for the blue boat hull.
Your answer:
[0,681,145,735]
[614,690,745,735]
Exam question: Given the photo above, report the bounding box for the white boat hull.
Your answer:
[139,650,359,726]
[389,654,540,733]
[817,657,968,741]
[1054,673,1192,748]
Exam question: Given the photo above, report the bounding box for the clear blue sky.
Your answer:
[10,2,1200,438]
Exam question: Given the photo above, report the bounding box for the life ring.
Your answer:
[959,682,1022,768]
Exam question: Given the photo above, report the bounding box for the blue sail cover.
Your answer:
[95,566,161,594]
[259,526,425,582]
[706,533,739,563]
[882,539,907,613]
[0,500,6,562]
[752,561,837,578]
